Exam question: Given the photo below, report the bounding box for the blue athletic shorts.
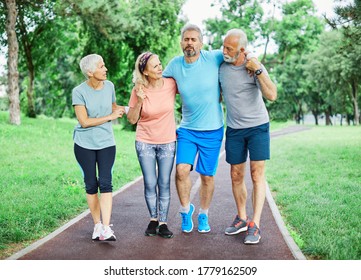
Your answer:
[225,123,270,164]
[176,126,224,176]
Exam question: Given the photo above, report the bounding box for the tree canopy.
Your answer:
[0,0,360,126]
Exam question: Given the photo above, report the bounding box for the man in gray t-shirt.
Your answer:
[219,28,277,245]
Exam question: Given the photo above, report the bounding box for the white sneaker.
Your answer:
[92,222,103,241]
[99,224,116,241]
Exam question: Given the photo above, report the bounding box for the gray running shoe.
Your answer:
[244,222,261,244]
[225,215,248,235]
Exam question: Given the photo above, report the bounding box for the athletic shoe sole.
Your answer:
[198,228,211,233]
[244,235,261,245]
[225,225,248,236]
[144,233,157,237]
[99,236,116,241]
[157,233,174,239]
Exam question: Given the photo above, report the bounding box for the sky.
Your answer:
[181,0,344,28]
[180,0,351,54]
[0,0,352,75]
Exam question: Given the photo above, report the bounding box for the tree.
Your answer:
[271,0,323,123]
[204,0,264,50]
[326,0,361,125]
[3,0,20,125]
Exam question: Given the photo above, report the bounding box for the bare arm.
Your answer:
[74,102,124,128]
[246,58,277,101]
[127,85,147,124]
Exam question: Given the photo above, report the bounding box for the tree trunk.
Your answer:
[312,109,319,125]
[351,80,359,125]
[5,0,21,125]
[18,9,36,118]
[325,105,333,126]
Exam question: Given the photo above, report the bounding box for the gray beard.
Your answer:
[183,49,197,57]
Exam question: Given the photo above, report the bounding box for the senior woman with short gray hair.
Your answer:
[72,54,125,241]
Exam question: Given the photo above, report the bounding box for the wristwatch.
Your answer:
[255,68,263,76]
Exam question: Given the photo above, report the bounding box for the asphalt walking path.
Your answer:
[9,125,310,260]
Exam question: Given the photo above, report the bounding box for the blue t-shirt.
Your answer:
[72,80,116,150]
[163,50,224,130]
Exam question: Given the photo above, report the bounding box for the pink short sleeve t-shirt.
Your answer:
[128,78,177,144]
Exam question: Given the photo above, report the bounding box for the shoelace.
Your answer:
[181,213,189,225]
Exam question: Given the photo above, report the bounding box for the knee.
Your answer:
[176,164,190,181]
[250,168,265,185]
[98,177,113,193]
[230,169,244,184]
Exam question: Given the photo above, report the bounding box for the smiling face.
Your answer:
[181,30,203,58]
[143,55,163,80]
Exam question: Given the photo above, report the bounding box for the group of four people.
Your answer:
[72,24,277,245]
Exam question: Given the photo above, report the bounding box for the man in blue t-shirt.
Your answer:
[163,24,224,234]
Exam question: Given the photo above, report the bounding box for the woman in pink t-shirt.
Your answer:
[127,52,177,238]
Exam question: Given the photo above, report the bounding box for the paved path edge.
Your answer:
[265,182,307,260]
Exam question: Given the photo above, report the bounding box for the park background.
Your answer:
[0,0,360,261]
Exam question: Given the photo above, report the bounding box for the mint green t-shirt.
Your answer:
[72,80,116,150]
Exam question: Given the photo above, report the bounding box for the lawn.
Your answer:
[267,125,361,259]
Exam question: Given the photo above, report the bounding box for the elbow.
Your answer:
[268,87,277,102]
[127,116,137,125]
[79,120,90,128]
[269,93,277,102]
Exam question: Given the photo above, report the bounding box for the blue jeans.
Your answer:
[135,141,176,223]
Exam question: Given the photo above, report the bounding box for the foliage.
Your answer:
[205,0,264,49]
[0,0,185,122]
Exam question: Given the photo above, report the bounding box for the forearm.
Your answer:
[257,73,277,101]
[75,104,118,128]
[127,102,142,124]
[77,114,112,128]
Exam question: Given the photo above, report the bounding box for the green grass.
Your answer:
[267,125,361,260]
[0,112,141,259]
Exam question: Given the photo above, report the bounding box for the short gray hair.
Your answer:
[79,54,103,78]
[181,23,203,42]
[225,29,248,49]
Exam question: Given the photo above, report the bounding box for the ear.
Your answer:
[240,47,245,53]
[87,71,93,78]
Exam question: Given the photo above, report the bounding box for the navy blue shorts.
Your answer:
[176,126,224,176]
[225,123,270,164]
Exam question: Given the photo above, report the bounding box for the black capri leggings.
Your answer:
[74,143,116,194]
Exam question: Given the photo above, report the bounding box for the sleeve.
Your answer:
[110,82,116,103]
[213,50,224,65]
[162,58,175,78]
[72,88,85,106]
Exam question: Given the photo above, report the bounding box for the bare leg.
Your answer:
[230,163,248,221]
[86,193,101,224]
[199,175,215,210]
[175,163,192,207]
[100,192,113,226]
[250,160,266,227]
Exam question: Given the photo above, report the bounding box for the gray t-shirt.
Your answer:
[72,80,116,149]
[219,62,269,129]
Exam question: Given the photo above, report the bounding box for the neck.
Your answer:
[147,78,163,89]
[87,78,103,90]
[233,52,247,66]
